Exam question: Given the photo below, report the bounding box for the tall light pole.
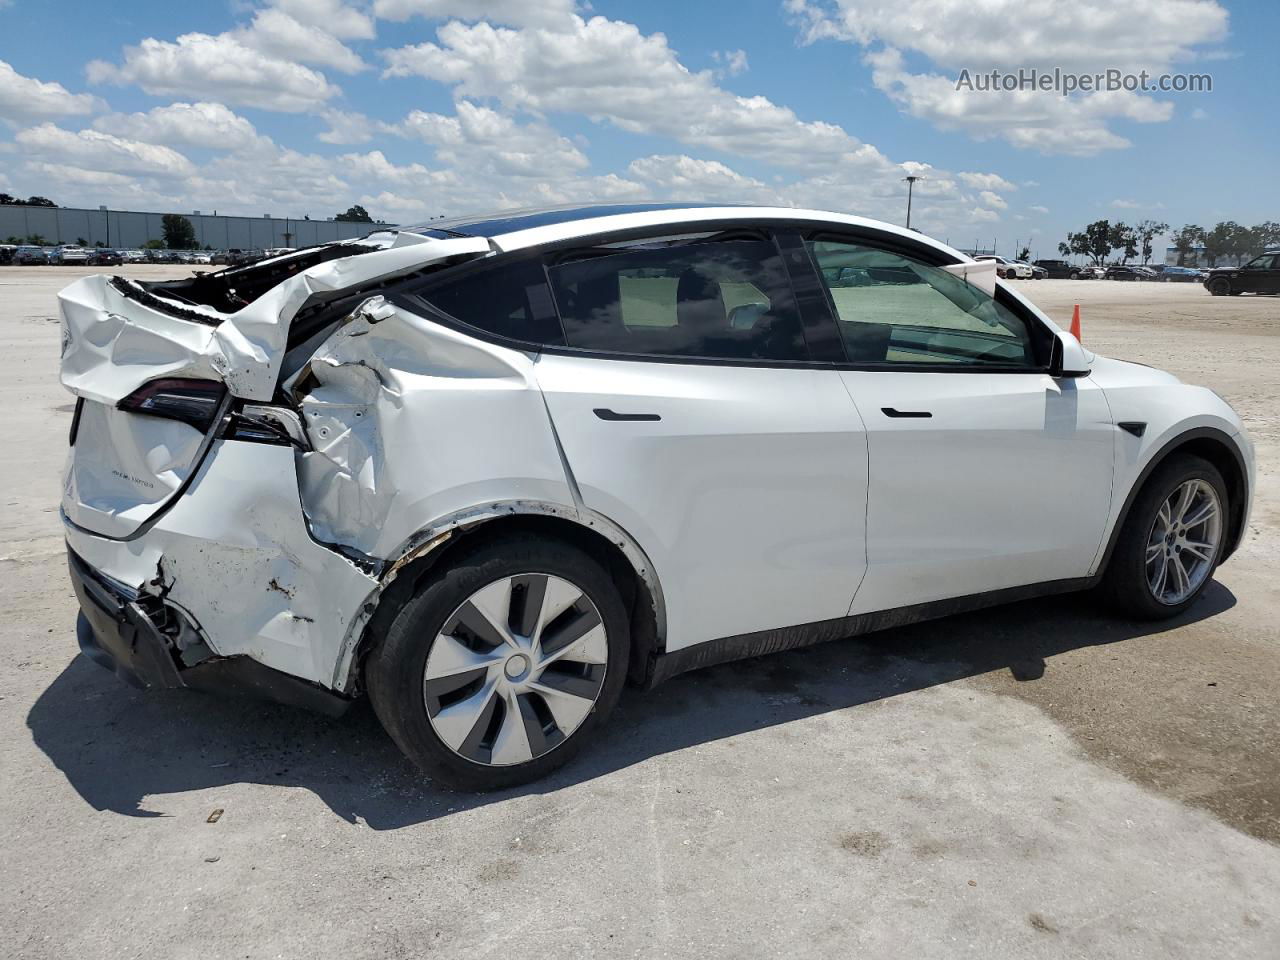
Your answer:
[902,175,922,230]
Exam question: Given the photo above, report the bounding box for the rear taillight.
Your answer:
[117,378,227,431]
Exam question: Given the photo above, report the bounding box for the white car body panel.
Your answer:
[841,370,1115,612]
[63,441,378,687]
[56,204,1255,697]
[292,297,576,559]
[536,354,868,652]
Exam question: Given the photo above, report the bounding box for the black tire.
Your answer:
[1101,454,1228,620]
[1069,271,1080,280]
[366,535,631,790]
[1208,277,1230,296]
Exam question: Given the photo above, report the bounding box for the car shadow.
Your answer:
[27,584,1235,830]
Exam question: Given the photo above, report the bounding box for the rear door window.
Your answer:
[411,257,565,346]
[546,238,808,362]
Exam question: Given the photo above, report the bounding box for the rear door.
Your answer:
[802,236,1115,614]
[531,231,869,652]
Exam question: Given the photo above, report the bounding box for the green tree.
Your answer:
[25,196,56,207]
[1201,221,1237,267]
[26,234,48,245]
[1057,240,1072,258]
[1079,220,1113,265]
[161,214,197,250]
[335,204,373,222]
[1250,221,1280,253]
[1172,225,1203,266]
[1017,245,1030,261]
[1134,220,1169,265]
[0,194,15,205]
[142,238,165,250]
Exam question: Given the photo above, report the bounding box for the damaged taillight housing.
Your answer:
[117,378,228,431]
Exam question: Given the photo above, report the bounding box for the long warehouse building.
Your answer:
[1,204,399,250]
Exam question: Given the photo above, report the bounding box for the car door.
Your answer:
[801,236,1115,615]
[531,230,869,653]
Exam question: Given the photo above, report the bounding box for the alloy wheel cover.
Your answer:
[422,573,608,766]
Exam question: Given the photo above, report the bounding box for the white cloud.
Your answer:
[92,102,265,150]
[0,60,103,126]
[969,207,1000,223]
[628,155,771,200]
[270,0,375,39]
[712,49,749,77]
[978,190,1007,210]
[372,0,578,29]
[1191,107,1209,120]
[1111,199,1141,209]
[15,123,192,178]
[958,171,1016,192]
[87,32,340,112]
[791,0,1228,155]
[235,8,367,74]
[1030,204,1049,214]
[394,101,590,178]
[317,109,378,144]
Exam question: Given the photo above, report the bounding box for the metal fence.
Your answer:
[0,204,398,250]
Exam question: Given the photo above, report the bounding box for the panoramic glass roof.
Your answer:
[400,202,737,238]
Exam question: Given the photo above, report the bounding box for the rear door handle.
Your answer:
[594,408,661,422]
[881,407,932,419]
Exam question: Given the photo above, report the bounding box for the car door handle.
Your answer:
[881,407,932,419]
[594,408,662,422]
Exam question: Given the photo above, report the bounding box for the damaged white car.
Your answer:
[61,203,1254,789]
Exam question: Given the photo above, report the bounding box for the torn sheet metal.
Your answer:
[64,440,378,687]
[292,297,577,559]
[59,234,492,404]
[941,257,998,295]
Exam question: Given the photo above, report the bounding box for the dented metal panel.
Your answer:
[291,297,577,559]
[59,234,491,404]
[64,440,378,687]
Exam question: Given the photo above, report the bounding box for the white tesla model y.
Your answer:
[60,204,1254,788]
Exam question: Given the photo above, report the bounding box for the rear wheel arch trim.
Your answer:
[332,500,667,693]
[1096,426,1249,576]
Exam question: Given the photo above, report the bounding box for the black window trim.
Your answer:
[385,217,1061,373]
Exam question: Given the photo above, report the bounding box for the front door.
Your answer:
[804,237,1115,614]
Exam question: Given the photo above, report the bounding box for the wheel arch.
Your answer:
[1096,426,1249,577]
[333,502,667,694]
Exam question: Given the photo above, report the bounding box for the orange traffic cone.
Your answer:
[1069,303,1082,341]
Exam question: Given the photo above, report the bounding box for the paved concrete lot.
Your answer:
[2,268,1277,959]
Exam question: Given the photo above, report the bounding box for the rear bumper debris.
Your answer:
[70,548,352,717]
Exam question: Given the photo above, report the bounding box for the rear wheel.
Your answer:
[1102,454,1227,619]
[366,536,630,790]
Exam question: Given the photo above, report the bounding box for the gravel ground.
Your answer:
[1,268,1277,959]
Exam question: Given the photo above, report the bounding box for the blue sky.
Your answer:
[0,0,1272,259]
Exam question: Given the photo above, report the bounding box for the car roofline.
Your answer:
[470,205,972,263]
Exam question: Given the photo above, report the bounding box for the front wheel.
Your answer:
[1102,454,1228,619]
[366,536,630,790]
[1208,277,1230,296]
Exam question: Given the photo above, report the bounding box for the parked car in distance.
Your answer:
[1032,259,1081,279]
[1105,265,1145,281]
[1204,252,1280,296]
[51,245,91,265]
[0,244,14,266]
[1024,261,1048,280]
[1161,266,1206,283]
[120,249,147,264]
[14,245,50,265]
[88,248,124,267]
[974,254,1033,279]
